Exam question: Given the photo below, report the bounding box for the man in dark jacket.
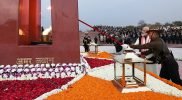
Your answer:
[83,34,91,52]
[114,35,123,54]
[130,29,182,86]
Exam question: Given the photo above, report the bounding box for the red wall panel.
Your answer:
[19,0,30,45]
[29,0,41,42]
[51,0,80,63]
[0,0,80,65]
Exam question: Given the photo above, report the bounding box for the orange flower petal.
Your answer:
[47,75,181,100]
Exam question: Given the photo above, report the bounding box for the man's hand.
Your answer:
[130,45,136,48]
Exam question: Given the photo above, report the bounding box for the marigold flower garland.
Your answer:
[47,75,181,100]
[135,66,182,90]
[87,51,114,59]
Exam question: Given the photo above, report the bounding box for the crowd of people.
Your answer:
[93,25,182,45]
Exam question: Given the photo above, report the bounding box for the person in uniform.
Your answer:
[130,29,182,86]
[114,34,123,54]
[83,33,91,52]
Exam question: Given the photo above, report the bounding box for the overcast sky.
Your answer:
[41,0,182,31]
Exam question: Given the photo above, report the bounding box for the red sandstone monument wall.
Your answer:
[0,0,80,65]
